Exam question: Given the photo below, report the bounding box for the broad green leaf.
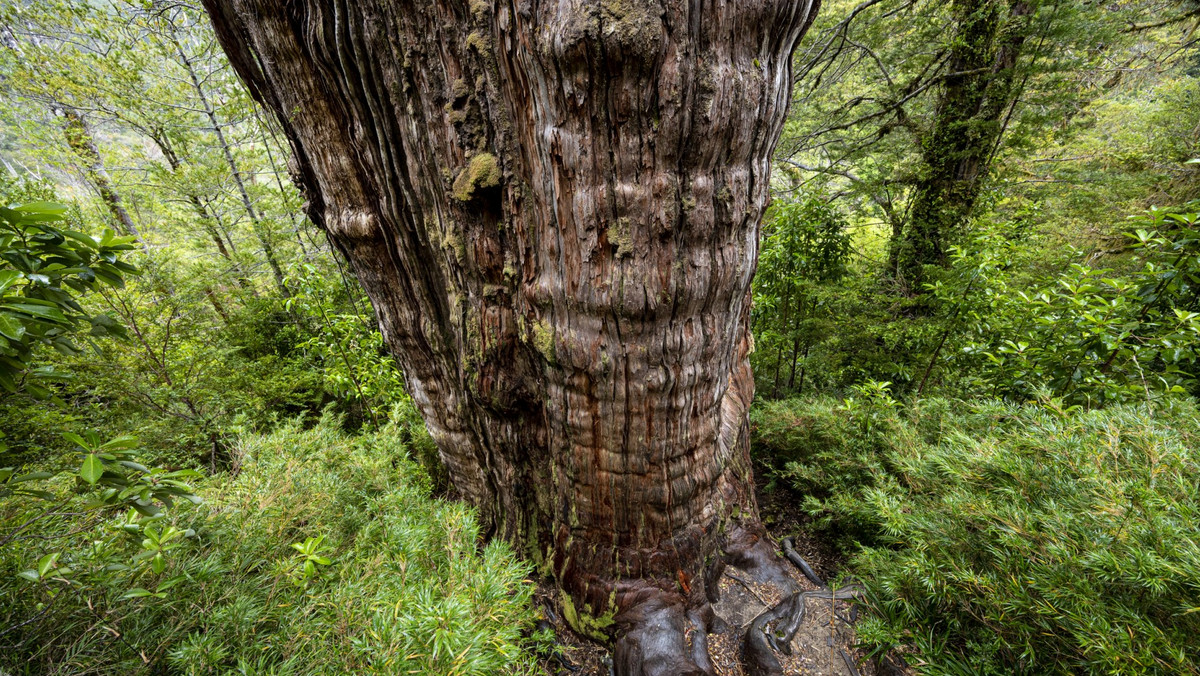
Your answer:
[117,460,149,473]
[0,313,24,341]
[100,435,138,451]
[28,366,72,381]
[131,502,161,517]
[24,382,52,399]
[12,471,54,483]
[0,270,19,294]
[14,202,68,217]
[0,370,15,393]
[37,553,60,577]
[61,230,99,247]
[80,454,103,485]
[2,302,68,323]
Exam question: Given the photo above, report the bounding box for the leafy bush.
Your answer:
[0,414,540,675]
[752,381,918,540]
[0,200,136,396]
[284,261,406,426]
[755,393,1200,674]
[928,204,1200,405]
[750,196,943,397]
[752,196,854,398]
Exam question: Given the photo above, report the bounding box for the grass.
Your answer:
[754,393,1200,675]
[0,414,541,675]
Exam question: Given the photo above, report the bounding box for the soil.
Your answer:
[753,462,845,584]
[532,478,909,675]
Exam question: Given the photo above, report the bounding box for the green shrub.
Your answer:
[0,199,136,397]
[752,381,937,540]
[926,204,1200,406]
[1,415,540,675]
[755,394,1200,674]
[752,196,854,398]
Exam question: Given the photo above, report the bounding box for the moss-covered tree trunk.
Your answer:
[201,1,818,672]
[894,0,1032,291]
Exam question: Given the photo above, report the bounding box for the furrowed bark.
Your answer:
[200,0,818,670]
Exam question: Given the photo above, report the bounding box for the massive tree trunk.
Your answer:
[201,1,818,671]
[893,0,1033,291]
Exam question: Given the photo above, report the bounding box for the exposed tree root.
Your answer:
[744,588,864,676]
[606,525,868,676]
[614,597,709,676]
[534,611,581,673]
[782,536,826,588]
[841,648,864,676]
[744,591,805,676]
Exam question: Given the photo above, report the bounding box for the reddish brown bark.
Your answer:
[200,1,818,671]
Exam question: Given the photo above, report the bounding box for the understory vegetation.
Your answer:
[755,395,1200,674]
[747,0,1200,672]
[1,415,539,675]
[2,0,1200,674]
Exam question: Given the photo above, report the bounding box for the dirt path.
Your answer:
[707,563,872,676]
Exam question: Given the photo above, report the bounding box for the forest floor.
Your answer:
[535,478,888,675]
[754,468,844,583]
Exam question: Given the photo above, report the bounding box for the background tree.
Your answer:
[752,197,852,399]
[893,0,1034,289]
[781,0,1178,291]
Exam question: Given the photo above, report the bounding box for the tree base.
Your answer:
[539,527,881,676]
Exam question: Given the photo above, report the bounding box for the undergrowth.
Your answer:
[0,415,540,675]
[754,391,1200,675]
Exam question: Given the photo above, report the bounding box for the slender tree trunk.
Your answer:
[154,134,255,289]
[202,1,818,672]
[771,342,786,399]
[59,108,143,242]
[205,286,230,322]
[771,286,794,399]
[786,294,806,392]
[168,29,291,297]
[893,0,1033,291]
[6,26,143,243]
[796,343,811,395]
[253,108,311,258]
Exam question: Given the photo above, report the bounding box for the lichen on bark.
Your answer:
[452,152,501,202]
